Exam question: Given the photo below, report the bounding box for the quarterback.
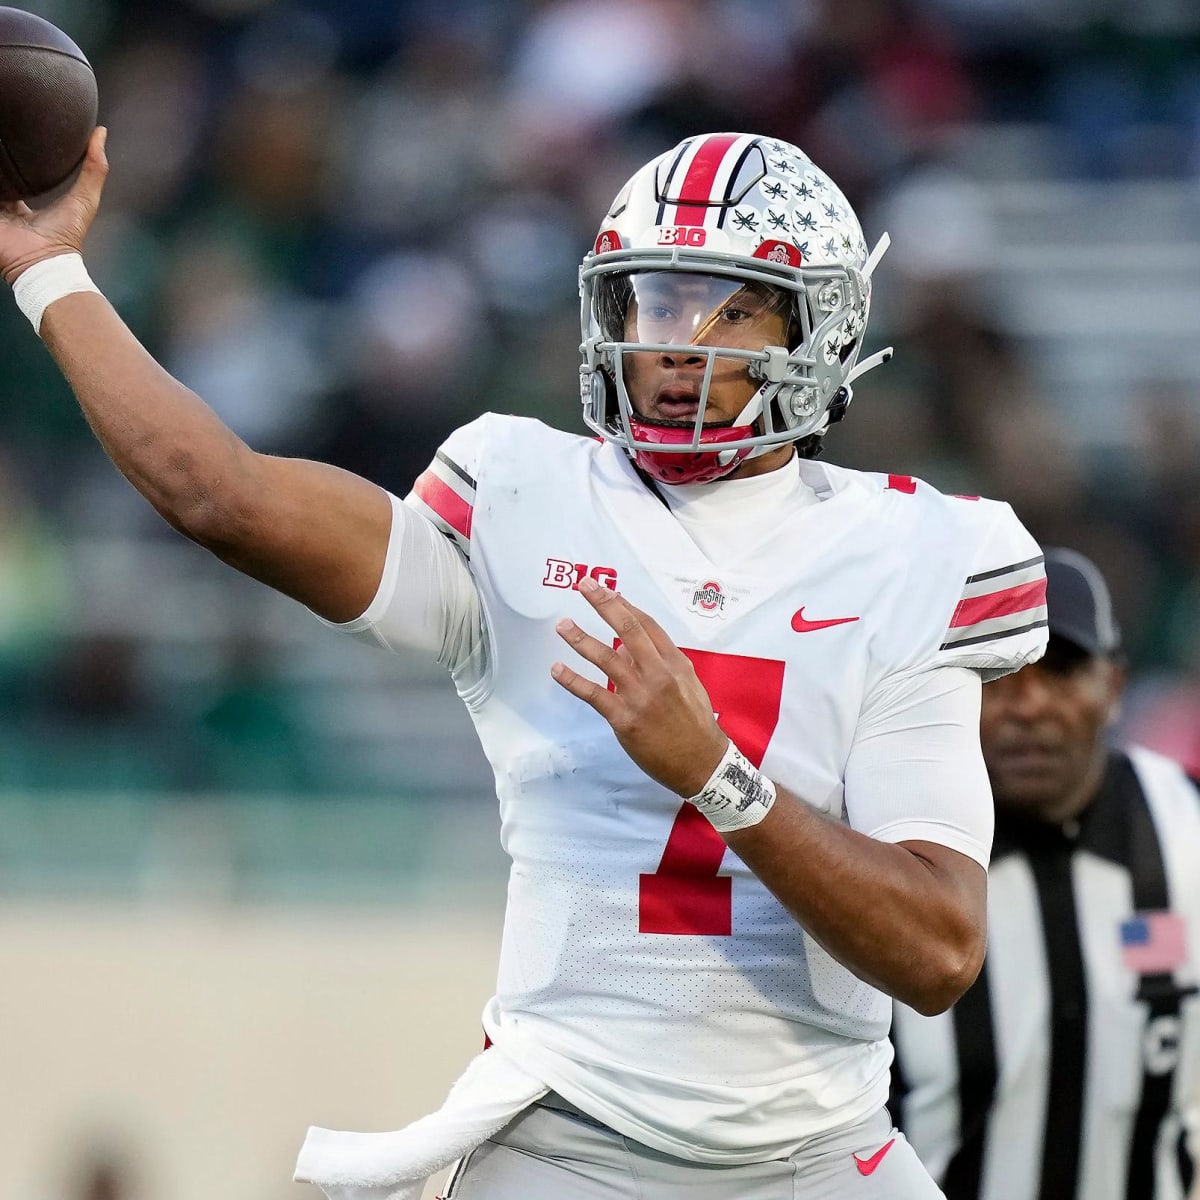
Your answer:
[0,131,1047,1199]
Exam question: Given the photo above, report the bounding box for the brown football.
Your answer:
[0,6,97,201]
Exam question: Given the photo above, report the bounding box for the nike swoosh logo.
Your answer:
[791,607,860,633]
[853,1137,896,1177]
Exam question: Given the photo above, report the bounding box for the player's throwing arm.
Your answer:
[0,129,394,626]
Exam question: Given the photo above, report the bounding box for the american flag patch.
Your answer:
[940,554,1047,651]
[408,450,476,556]
[1120,911,1189,975]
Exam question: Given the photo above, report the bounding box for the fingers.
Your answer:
[610,595,686,663]
[69,126,109,219]
[85,126,108,165]
[553,581,693,719]
[550,660,621,721]
[555,616,635,683]
[574,576,661,658]
[576,577,686,665]
[83,126,109,182]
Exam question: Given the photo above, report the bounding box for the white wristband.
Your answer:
[687,739,777,833]
[11,252,101,335]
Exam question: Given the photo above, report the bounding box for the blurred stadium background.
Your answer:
[1,0,1198,1197]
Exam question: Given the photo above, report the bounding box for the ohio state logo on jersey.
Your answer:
[690,579,727,618]
[543,558,618,591]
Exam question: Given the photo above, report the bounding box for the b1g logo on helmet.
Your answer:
[754,239,802,267]
[690,579,727,618]
[544,558,618,591]
[657,226,707,247]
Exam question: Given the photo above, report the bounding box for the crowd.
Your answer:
[0,0,1198,801]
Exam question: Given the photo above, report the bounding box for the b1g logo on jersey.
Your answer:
[690,579,727,618]
[657,226,707,247]
[543,559,618,591]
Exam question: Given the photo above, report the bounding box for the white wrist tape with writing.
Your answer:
[687,739,777,833]
[11,253,101,335]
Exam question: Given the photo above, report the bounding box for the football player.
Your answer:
[1,130,1047,1199]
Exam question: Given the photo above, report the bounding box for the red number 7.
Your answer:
[638,648,785,935]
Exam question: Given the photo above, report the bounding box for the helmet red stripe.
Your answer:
[672,133,740,226]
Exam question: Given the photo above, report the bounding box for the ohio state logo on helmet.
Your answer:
[594,230,622,255]
[756,240,802,267]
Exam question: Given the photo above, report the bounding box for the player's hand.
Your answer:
[0,126,108,286]
[552,577,729,797]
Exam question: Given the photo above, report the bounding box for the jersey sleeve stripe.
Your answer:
[950,577,1048,629]
[435,450,477,491]
[964,553,1045,586]
[413,471,473,541]
[406,493,470,557]
[939,617,1048,652]
[960,559,1045,600]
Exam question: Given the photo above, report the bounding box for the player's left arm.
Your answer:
[553,577,985,1017]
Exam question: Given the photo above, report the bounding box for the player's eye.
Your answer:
[643,305,677,323]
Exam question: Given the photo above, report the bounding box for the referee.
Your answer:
[891,547,1200,1200]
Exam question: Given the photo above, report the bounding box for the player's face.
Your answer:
[980,638,1123,825]
[620,273,792,427]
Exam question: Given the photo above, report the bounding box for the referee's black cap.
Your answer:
[1044,547,1122,658]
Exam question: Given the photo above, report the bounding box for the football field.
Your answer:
[0,902,502,1200]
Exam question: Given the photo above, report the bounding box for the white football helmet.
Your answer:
[579,132,892,484]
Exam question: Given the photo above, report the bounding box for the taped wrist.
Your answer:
[687,740,777,833]
[12,253,101,335]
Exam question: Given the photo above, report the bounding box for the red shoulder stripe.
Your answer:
[413,471,473,540]
[951,577,1047,629]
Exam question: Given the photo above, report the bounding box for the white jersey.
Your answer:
[350,414,1047,1162]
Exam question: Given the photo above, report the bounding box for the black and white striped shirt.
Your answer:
[891,746,1200,1200]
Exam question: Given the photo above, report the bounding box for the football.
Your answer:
[0,6,97,202]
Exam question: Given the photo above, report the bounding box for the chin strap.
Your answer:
[864,231,891,280]
[847,346,894,385]
[722,388,775,464]
[730,346,889,459]
[819,346,894,430]
[833,231,893,397]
